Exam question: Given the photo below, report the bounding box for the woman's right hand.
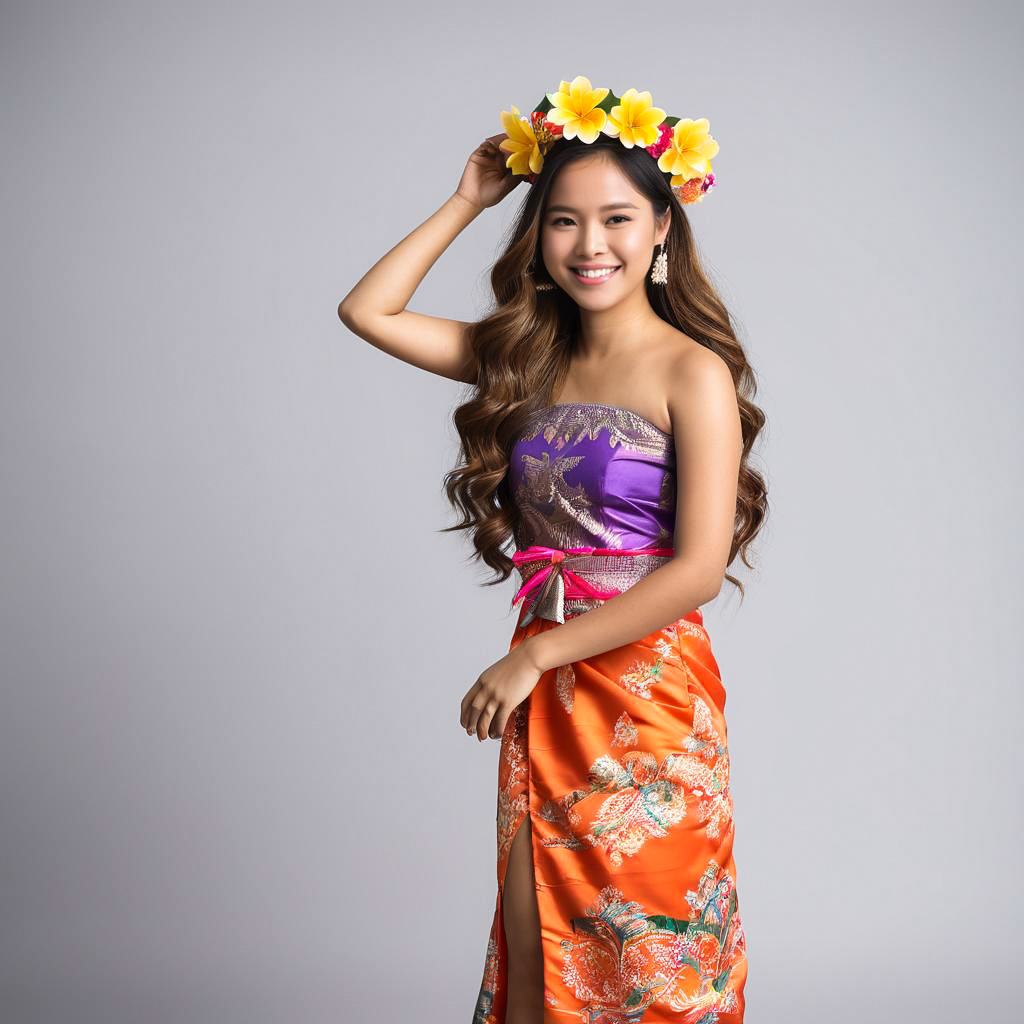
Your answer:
[455,133,522,211]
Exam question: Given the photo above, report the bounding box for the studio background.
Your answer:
[2,1,1021,1022]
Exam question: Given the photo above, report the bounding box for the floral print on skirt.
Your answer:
[472,604,748,1023]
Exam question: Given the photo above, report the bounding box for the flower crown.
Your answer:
[499,75,719,205]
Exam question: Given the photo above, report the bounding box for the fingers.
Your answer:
[461,681,488,737]
[481,136,509,163]
[460,682,480,731]
[475,698,499,742]
[489,705,512,740]
[460,681,504,741]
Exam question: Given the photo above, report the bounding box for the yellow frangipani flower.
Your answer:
[544,76,609,144]
[498,105,544,175]
[603,88,666,148]
[657,117,719,182]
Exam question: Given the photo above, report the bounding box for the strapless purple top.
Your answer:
[509,402,676,551]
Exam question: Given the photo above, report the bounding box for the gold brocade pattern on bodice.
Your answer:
[516,403,675,459]
[514,449,615,550]
[508,403,678,615]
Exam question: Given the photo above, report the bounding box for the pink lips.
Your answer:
[571,266,621,286]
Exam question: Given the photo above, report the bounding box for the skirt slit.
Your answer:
[472,608,748,1022]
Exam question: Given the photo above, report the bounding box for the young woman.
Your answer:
[339,77,767,1024]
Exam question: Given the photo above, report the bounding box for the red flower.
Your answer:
[644,123,674,159]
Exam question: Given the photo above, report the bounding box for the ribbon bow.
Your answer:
[510,545,673,625]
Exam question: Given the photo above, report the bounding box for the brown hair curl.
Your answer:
[441,135,768,599]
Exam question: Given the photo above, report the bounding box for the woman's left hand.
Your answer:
[460,641,544,741]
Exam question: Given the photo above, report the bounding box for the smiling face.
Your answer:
[539,153,669,309]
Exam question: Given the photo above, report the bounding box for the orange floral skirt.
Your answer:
[472,605,748,1023]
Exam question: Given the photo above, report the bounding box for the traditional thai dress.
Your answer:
[472,402,748,1023]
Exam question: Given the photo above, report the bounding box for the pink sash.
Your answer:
[511,545,675,624]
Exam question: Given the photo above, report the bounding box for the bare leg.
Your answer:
[502,812,544,1024]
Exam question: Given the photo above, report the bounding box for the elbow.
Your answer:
[338,300,375,335]
[668,558,723,610]
[337,299,357,328]
[689,567,724,608]
[700,575,724,605]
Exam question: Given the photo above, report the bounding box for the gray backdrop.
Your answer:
[2,1,1021,1021]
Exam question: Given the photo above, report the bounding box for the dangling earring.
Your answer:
[650,242,668,286]
[527,260,556,291]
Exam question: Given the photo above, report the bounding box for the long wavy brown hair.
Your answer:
[441,135,768,598]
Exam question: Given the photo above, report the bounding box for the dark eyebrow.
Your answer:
[545,202,639,214]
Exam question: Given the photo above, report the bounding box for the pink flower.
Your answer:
[644,123,674,159]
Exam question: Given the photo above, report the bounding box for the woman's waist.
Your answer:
[511,545,677,625]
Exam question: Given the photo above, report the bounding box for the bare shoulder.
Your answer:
[661,333,738,436]
[654,328,732,402]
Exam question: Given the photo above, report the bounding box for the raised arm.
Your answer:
[337,134,521,385]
